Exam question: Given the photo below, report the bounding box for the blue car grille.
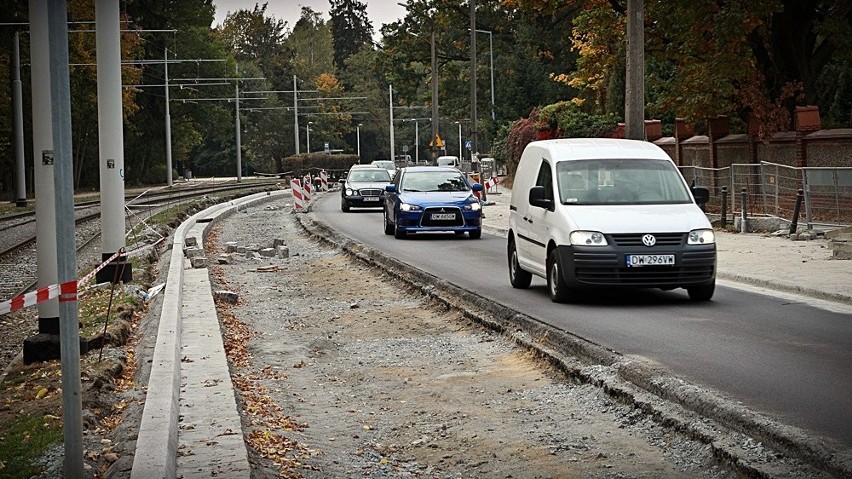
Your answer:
[420,206,464,227]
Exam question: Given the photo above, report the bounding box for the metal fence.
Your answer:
[678,162,852,228]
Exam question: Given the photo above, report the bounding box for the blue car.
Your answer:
[383,166,483,239]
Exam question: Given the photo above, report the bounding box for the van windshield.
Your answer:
[556,158,692,205]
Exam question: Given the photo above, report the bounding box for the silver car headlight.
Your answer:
[688,228,715,245]
[569,230,608,246]
[400,203,421,212]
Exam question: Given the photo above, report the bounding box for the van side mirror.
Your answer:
[529,186,553,210]
[692,186,709,205]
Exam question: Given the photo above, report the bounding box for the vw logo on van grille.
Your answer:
[642,234,657,247]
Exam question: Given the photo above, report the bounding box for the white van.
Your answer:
[436,156,460,168]
[508,138,716,302]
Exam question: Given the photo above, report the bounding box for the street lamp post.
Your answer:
[455,121,462,160]
[307,121,313,153]
[475,29,495,121]
[356,123,362,161]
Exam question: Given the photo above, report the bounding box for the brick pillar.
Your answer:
[644,119,662,142]
[794,106,821,168]
[707,115,729,170]
[747,113,760,164]
[674,118,693,166]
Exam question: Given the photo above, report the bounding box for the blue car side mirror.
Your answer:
[385,184,397,193]
[471,183,483,192]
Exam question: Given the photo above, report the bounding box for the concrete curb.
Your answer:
[132,190,287,478]
[299,206,852,478]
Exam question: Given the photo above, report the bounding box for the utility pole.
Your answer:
[430,28,439,163]
[12,31,26,207]
[293,75,300,154]
[625,0,645,140]
[164,47,173,185]
[47,0,84,475]
[389,85,395,163]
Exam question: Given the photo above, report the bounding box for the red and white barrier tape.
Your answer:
[0,281,78,315]
[0,239,165,317]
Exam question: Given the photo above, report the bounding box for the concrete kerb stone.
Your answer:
[131,189,289,478]
[296,205,852,478]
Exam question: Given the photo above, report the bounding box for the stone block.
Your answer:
[273,238,286,248]
[214,290,239,304]
[260,248,277,258]
[225,242,239,253]
[184,246,205,259]
[277,246,290,259]
[217,254,233,264]
[190,256,208,268]
[185,236,198,247]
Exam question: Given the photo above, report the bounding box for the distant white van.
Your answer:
[508,138,715,302]
[436,156,459,168]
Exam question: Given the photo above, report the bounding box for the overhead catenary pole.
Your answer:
[27,0,60,350]
[13,31,26,207]
[96,0,129,283]
[47,0,84,475]
[430,28,439,162]
[293,75,300,155]
[389,85,395,163]
[164,47,173,185]
[235,65,242,182]
[625,0,645,140]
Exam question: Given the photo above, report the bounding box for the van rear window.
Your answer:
[556,158,692,205]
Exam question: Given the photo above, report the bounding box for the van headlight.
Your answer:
[400,203,421,212]
[688,229,715,245]
[569,231,608,246]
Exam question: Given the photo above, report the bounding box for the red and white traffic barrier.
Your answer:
[485,176,500,192]
[320,170,328,191]
[291,178,304,211]
[303,176,312,202]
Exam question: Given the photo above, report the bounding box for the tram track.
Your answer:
[0,180,281,374]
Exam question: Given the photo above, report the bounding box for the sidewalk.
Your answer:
[480,188,852,305]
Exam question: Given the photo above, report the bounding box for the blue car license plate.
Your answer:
[431,213,456,221]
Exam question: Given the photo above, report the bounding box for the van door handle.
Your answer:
[523,216,532,224]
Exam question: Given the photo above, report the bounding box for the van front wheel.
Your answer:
[687,281,715,301]
[547,249,572,303]
[508,238,532,289]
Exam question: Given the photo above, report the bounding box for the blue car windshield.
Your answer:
[401,171,469,192]
[556,158,692,205]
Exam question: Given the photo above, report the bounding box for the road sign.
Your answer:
[465,139,472,151]
[429,134,444,148]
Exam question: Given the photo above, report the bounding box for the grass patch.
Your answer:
[0,413,62,478]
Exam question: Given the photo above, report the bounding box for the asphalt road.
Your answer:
[313,194,852,447]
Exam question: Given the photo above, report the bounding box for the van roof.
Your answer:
[528,138,670,161]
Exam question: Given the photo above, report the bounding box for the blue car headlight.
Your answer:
[400,203,421,212]
[463,202,481,211]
